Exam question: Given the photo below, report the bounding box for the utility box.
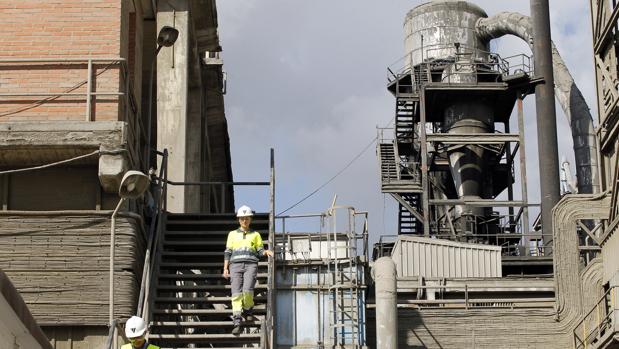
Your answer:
[391,236,502,278]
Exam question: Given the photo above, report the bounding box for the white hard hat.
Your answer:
[125,316,147,338]
[236,205,254,217]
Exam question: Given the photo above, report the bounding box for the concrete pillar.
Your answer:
[156,0,201,213]
[374,257,398,349]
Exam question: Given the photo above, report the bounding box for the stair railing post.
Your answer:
[268,147,276,348]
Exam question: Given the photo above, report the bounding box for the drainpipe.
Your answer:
[476,11,599,195]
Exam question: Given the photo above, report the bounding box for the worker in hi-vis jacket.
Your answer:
[121,316,160,349]
[223,205,274,334]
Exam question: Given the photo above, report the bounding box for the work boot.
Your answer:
[242,308,254,321]
[231,315,242,335]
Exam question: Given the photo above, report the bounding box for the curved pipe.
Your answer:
[476,12,599,194]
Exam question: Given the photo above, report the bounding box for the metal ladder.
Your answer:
[327,208,362,348]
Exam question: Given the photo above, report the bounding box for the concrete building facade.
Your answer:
[0,0,233,347]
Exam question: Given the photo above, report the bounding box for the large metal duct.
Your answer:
[476,12,599,194]
[405,1,493,223]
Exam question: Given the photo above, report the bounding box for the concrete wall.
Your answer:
[0,214,145,325]
[0,272,51,349]
[43,326,109,349]
[156,0,200,213]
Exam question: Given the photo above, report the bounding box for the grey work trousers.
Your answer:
[229,261,258,315]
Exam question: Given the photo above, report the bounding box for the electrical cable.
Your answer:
[0,61,118,118]
[277,136,378,216]
[0,149,127,175]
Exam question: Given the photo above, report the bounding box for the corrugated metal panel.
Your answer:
[391,236,502,278]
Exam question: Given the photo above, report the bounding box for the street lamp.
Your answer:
[146,26,179,171]
[109,170,150,328]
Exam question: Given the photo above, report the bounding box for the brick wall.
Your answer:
[0,0,129,122]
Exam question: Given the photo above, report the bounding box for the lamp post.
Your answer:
[145,26,179,172]
[109,171,150,331]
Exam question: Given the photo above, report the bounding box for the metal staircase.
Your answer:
[378,141,398,185]
[149,213,270,349]
[397,193,422,234]
[377,59,429,236]
[395,97,417,144]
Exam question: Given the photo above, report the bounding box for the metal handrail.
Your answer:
[386,45,533,94]
[146,148,275,348]
[137,149,169,325]
[573,286,618,349]
[266,148,276,348]
[102,318,129,349]
[102,151,168,349]
[0,57,144,172]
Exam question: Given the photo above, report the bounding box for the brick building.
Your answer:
[0,0,232,346]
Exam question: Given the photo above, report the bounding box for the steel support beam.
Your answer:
[531,0,561,249]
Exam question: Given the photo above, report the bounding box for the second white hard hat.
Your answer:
[125,316,147,338]
[236,205,254,217]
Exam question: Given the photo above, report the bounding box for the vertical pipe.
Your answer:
[374,257,398,349]
[517,97,531,250]
[505,121,515,229]
[531,0,561,250]
[86,59,93,121]
[420,90,430,236]
[110,198,125,329]
[146,59,156,171]
[269,147,276,347]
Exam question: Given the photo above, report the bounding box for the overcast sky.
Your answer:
[216,1,596,246]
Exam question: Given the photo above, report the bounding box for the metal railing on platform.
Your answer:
[573,286,618,349]
[387,44,532,84]
[0,57,145,171]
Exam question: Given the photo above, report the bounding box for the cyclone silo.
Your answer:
[379,0,535,250]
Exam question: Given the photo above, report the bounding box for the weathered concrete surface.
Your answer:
[156,0,200,213]
[42,326,109,349]
[0,121,131,193]
[155,0,234,213]
[0,213,145,325]
[0,271,52,349]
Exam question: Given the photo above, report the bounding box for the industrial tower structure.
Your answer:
[377,1,545,272]
[369,1,619,348]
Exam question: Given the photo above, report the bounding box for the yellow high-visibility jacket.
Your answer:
[224,229,265,263]
[120,343,159,349]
